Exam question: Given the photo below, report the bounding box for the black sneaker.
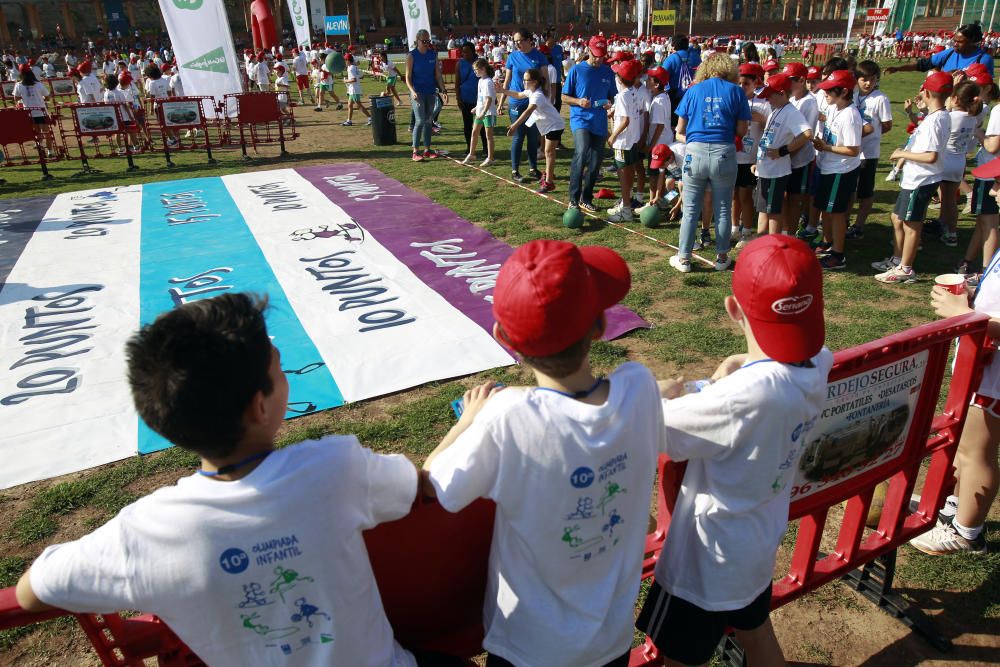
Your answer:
[527,168,543,180]
[820,253,847,270]
[698,229,712,249]
[512,171,525,183]
[630,197,643,210]
[579,201,598,213]
[846,225,865,240]
[814,242,833,256]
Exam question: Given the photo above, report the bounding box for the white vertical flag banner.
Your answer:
[288,0,311,49]
[159,0,243,102]
[637,0,646,36]
[402,0,432,48]
[874,0,894,36]
[845,0,859,48]
[309,0,326,33]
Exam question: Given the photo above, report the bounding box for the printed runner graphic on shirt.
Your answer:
[0,163,649,489]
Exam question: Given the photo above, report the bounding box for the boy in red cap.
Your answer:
[873,71,952,283]
[608,58,645,222]
[639,235,833,667]
[425,240,667,667]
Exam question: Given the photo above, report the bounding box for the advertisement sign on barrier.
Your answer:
[75,105,120,133]
[159,99,203,127]
[48,78,77,97]
[0,81,16,99]
[790,350,929,500]
[652,9,676,25]
[325,15,350,35]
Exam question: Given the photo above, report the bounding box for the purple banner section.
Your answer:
[295,163,649,343]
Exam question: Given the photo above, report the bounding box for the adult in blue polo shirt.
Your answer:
[456,41,486,156]
[562,36,616,211]
[503,28,548,183]
[406,28,450,162]
[885,24,994,75]
[662,34,701,122]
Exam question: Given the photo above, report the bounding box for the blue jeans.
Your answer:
[678,142,738,258]
[509,105,539,173]
[411,93,435,150]
[569,129,606,205]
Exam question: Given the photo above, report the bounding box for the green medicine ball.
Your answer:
[325,51,346,74]
[639,205,660,228]
[563,207,584,229]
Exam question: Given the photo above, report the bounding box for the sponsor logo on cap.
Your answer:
[771,294,813,315]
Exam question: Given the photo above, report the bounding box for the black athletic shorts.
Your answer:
[486,650,629,667]
[758,175,789,214]
[637,579,773,666]
[786,163,812,195]
[893,182,939,222]
[856,157,879,199]
[736,162,757,188]
[814,167,860,214]
[972,178,1000,215]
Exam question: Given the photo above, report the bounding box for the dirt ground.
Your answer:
[1,96,998,667]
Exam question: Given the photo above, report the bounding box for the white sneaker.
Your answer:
[909,520,987,555]
[460,154,473,165]
[714,255,732,271]
[669,254,692,273]
[479,158,494,167]
[875,266,918,284]
[735,232,754,249]
[885,167,899,182]
[608,206,633,222]
[871,257,899,272]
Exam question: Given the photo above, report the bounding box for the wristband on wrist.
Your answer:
[778,145,789,157]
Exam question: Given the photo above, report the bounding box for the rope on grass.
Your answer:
[444,154,716,267]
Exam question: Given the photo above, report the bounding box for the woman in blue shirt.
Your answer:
[406,29,450,162]
[670,53,751,273]
[885,24,994,75]
[503,29,548,183]
[456,42,486,157]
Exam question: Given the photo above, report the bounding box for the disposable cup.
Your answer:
[934,273,967,295]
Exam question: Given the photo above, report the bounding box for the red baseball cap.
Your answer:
[733,235,824,363]
[760,72,793,97]
[806,66,822,80]
[739,62,765,80]
[966,62,990,78]
[612,59,643,82]
[588,36,608,57]
[647,66,669,87]
[782,62,808,78]
[274,63,286,70]
[493,240,631,357]
[817,69,856,90]
[763,59,780,73]
[973,155,1000,179]
[921,70,953,94]
[118,71,132,85]
[649,143,674,169]
[969,71,994,87]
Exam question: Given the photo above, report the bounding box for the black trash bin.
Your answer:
[370,95,397,146]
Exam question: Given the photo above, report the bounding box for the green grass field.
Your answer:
[0,62,997,664]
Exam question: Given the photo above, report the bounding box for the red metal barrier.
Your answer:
[223,91,297,159]
[153,96,222,166]
[0,107,58,180]
[60,101,142,173]
[0,314,990,666]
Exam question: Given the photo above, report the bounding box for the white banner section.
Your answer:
[159,0,243,103]
[402,0,432,48]
[288,0,312,49]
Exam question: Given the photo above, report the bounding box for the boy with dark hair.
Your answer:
[424,240,667,667]
[638,235,833,666]
[848,60,893,239]
[16,293,425,667]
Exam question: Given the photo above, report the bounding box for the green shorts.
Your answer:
[319,83,332,91]
[614,147,642,168]
[349,93,362,102]
[474,115,496,128]
[386,76,398,86]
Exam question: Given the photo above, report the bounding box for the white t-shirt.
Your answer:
[646,91,674,147]
[275,74,289,103]
[13,82,47,117]
[80,73,103,102]
[345,64,361,95]
[293,53,309,76]
[854,89,892,159]
[943,109,978,182]
[790,93,819,168]
[738,98,770,165]
[816,104,863,174]
[612,87,642,150]
[429,363,668,667]
[476,76,496,117]
[656,350,835,611]
[103,88,127,106]
[30,438,418,667]
[255,60,270,85]
[756,103,811,179]
[169,73,184,97]
[145,77,170,100]
[526,88,564,134]
[973,250,1000,398]
[976,103,1000,169]
[900,109,950,190]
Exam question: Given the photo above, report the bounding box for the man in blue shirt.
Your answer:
[885,23,994,75]
[503,29,549,183]
[562,36,616,211]
[663,34,701,125]
[455,42,486,156]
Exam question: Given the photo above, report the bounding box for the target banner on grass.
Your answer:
[0,163,648,489]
